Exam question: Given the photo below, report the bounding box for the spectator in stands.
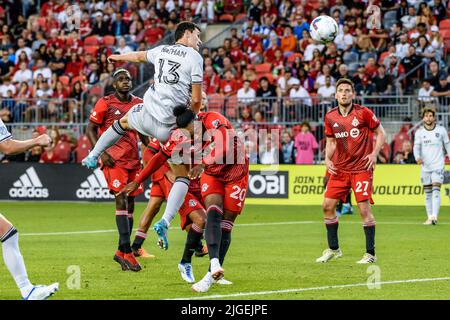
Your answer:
[418,78,436,108]
[386,53,405,93]
[14,81,31,123]
[427,60,441,87]
[15,51,29,69]
[372,64,393,96]
[195,0,215,23]
[430,0,447,23]
[115,37,133,55]
[280,25,297,57]
[229,38,246,65]
[111,12,129,37]
[40,128,61,164]
[87,62,100,85]
[395,34,410,60]
[289,79,312,106]
[431,73,450,114]
[68,81,83,123]
[204,65,220,94]
[12,61,32,84]
[0,89,13,123]
[331,0,347,20]
[248,0,262,23]
[294,121,318,164]
[48,48,66,77]
[317,76,336,106]
[299,29,313,52]
[314,64,335,90]
[415,35,437,65]
[401,45,422,87]
[354,27,375,53]
[219,70,239,97]
[33,58,52,84]
[280,131,295,164]
[303,39,324,62]
[401,5,417,30]
[261,0,278,25]
[394,140,416,164]
[416,3,436,28]
[25,130,43,162]
[213,46,226,70]
[429,25,444,63]
[369,27,389,53]
[0,51,14,80]
[334,25,353,52]
[259,134,279,164]
[245,140,258,164]
[222,57,238,77]
[91,12,109,36]
[410,22,428,44]
[278,67,299,96]
[237,80,256,105]
[0,77,15,97]
[15,38,32,62]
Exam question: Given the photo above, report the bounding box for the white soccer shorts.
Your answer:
[421,169,445,185]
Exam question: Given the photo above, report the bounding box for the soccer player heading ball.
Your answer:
[413,108,450,225]
[317,78,386,264]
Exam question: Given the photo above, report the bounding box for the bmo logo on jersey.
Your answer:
[248,171,288,198]
[334,128,360,139]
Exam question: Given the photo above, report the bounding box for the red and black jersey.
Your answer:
[89,94,142,170]
[143,137,170,182]
[324,104,380,173]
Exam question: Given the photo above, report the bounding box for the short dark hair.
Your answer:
[335,78,355,92]
[422,107,435,118]
[174,21,201,41]
[173,105,196,128]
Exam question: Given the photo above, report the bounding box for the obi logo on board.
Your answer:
[247,171,288,198]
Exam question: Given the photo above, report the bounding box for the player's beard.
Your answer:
[338,100,352,108]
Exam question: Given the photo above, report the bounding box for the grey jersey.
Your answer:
[413,125,450,172]
[0,118,12,143]
[143,44,203,124]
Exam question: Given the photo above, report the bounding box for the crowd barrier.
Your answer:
[0,163,449,206]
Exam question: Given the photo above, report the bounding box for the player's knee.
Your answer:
[115,194,128,210]
[322,201,335,215]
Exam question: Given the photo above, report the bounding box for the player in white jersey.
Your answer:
[82,22,203,251]
[0,120,59,300]
[413,108,450,225]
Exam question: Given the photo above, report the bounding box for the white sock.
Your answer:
[90,121,125,158]
[425,188,433,219]
[1,230,33,297]
[432,187,441,219]
[161,177,190,226]
[210,257,221,270]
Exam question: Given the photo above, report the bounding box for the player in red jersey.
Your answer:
[126,137,209,283]
[316,78,386,264]
[86,69,144,272]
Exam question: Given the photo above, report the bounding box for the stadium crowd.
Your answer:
[0,0,449,165]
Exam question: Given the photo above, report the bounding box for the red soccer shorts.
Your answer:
[102,166,143,196]
[200,173,249,215]
[150,176,205,230]
[325,171,374,204]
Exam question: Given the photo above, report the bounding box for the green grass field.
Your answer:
[1,202,450,300]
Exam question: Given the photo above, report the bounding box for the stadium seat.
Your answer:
[84,46,99,56]
[360,52,377,64]
[59,76,70,86]
[103,35,116,47]
[442,29,450,39]
[75,136,92,163]
[348,62,360,76]
[54,141,72,163]
[235,13,247,22]
[378,51,390,65]
[207,94,224,113]
[219,14,234,22]
[343,51,358,64]
[71,75,86,85]
[37,17,46,29]
[439,19,450,30]
[287,52,303,63]
[84,35,100,46]
[255,63,271,74]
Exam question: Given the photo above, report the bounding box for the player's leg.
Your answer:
[341,191,353,215]
[421,170,433,224]
[153,164,191,250]
[179,207,206,283]
[0,214,58,300]
[430,170,444,224]
[356,200,377,263]
[352,172,377,263]
[82,112,131,168]
[132,195,163,257]
[127,196,135,235]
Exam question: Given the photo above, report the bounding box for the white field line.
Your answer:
[20,220,450,236]
[167,276,450,300]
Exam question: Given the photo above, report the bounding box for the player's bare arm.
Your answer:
[86,122,115,167]
[365,124,386,170]
[0,134,51,155]
[325,137,337,175]
[108,51,147,63]
[191,83,203,114]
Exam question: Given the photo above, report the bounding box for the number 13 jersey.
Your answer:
[144,44,203,124]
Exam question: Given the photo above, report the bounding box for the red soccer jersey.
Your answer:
[89,94,142,170]
[324,104,380,173]
[143,137,170,182]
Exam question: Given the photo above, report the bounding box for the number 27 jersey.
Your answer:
[144,44,203,124]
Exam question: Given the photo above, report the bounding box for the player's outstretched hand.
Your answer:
[35,134,52,147]
[364,153,377,170]
[120,181,139,196]
[107,54,121,63]
[100,152,115,167]
[188,164,205,179]
[325,159,337,175]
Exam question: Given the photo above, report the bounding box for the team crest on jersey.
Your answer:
[212,119,220,128]
[352,117,359,127]
[113,179,121,188]
[202,183,209,192]
[350,128,360,138]
[189,199,197,207]
[436,133,440,138]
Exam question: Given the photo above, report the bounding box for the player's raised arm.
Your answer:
[0,134,51,155]
[108,51,148,63]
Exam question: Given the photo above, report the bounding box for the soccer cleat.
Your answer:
[113,250,129,271]
[192,273,214,293]
[194,244,208,257]
[316,248,343,263]
[123,253,142,272]
[214,278,233,285]
[178,263,196,283]
[423,219,433,225]
[81,154,99,169]
[431,216,438,225]
[341,203,353,215]
[23,283,59,300]
[153,219,169,250]
[133,247,155,259]
[210,258,224,280]
[356,253,377,264]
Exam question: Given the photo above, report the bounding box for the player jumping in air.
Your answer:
[82,21,203,250]
[0,121,59,300]
[317,78,386,264]
[86,68,144,272]
[413,108,450,225]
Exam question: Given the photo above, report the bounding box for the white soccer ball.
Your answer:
[309,15,339,44]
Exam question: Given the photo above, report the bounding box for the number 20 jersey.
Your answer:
[144,44,203,125]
